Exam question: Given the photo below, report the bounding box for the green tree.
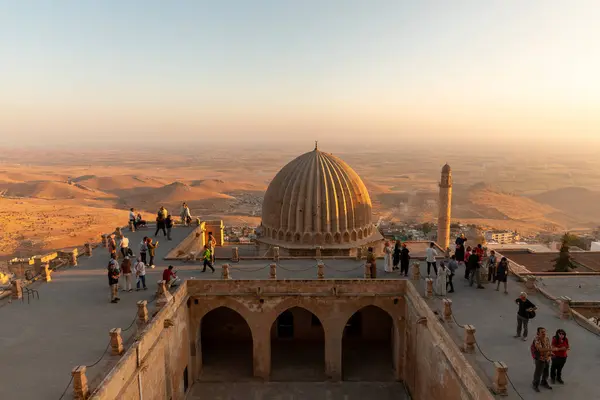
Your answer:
[421,222,433,235]
[553,233,577,272]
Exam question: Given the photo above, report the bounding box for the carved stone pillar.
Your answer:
[222,264,232,280]
[559,296,572,319]
[137,300,149,325]
[11,279,22,300]
[269,263,277,279]
[317,262,325,279]
[443,298,453,322]
[84,243,92,256]
[156,280,174,310]
[411,262,421,280]
[525,275,536,293]
[109,328,124,355]
[463,325,476,354]
[425,278,433,298]
[69,249,78,266]
[273,247,279,263]
[41,263,52,282]
[315,246,322,259]
[232,247,239,262]
[493,361,509,396]
[355,247,363,260]
[71,366,89,400]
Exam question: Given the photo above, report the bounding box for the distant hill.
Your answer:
[71,175,165,192]
[531,187,600,222]
[0,181,113,200]
[123,181,234,207]
[189,179,261,192]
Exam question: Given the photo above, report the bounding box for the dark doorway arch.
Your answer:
[200,307,253,381]
[342,305,394,381]
[270,307,325,381]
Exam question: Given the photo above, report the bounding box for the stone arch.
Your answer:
[351,230,357,241]
[325,233,333,244]
[358,230,363,240]
[294,233,301,243]
[199,305,254,380]
[269,305,326,381]
[265,227,271,238]
[278,230,284,241]
[363,227,369,238]
[341,305,396,381]
[343,232,350,243]
[271,229,277,240]
[303,232,312,245]
[334,232,342,244]
[285,232,292,242]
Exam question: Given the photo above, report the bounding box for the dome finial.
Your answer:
[314,140,318,151]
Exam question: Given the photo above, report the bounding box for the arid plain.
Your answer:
[1,143,599,261]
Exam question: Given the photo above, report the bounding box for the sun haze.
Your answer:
[1,1,599,146]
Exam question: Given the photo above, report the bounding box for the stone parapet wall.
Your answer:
[403,282,493,400]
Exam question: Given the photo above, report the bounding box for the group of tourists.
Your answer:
[382,241,411,276]
[514,292,570,391]
[107,253,149,303]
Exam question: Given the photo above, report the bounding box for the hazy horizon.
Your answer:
[2,1,600,146]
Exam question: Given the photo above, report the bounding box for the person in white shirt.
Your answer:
[426,242,438,277]
[129,208,137,229]
[120,236,130,258]
[134,257,147,291]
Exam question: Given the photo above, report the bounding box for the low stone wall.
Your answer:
[403,282,493,400]
[90,284,191,400]
[86,279,492,400]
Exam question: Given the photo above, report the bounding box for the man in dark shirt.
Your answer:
[515,292,537,341]
[468,252,484,288]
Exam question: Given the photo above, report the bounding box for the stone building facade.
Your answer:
[88,279,492,400]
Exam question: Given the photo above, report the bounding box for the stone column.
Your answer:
[232,247,239,262]
[69,249,78,266]
[364,263,372,279]
[315,246,322,259]
[273,247,279,263]
[425,278,433,298]
[155,280,174,310]
[137,300,149,325]
[525,275,536,293]
[442,298,453,322]
[222,264,232,280]
[84,243,92,256]
[493,361,508,396]
[109,328,124,355]
[71,366,89,400]
[411,262,421,280]
[269,263,277,279]
[252,325,271,380]
[317,262,324,279]
[463,325,476,354]
[41,263,51,282]
[101,234,108,247]
[558,296,572,319]
[11,279,22,300]
[324,329,342,381]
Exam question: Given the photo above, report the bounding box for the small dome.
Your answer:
[442,163,451,173]
[261,147,376,247]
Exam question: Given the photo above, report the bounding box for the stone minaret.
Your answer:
[437,164,452,251]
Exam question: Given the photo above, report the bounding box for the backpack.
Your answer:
[530,340,540,360]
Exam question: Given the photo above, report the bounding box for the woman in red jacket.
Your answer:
[550,329,570,384]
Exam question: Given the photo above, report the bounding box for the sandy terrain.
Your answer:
[1,144,599,260]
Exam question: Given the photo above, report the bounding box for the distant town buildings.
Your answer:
[484,230,518,244]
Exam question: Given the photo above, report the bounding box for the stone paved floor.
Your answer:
[188,382,409,400]
[0,227,405,400]
[2,226,598,400]
[420,263,600,400]
[534,275,600,302]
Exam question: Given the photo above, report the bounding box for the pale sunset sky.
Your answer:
[1,1,599,146]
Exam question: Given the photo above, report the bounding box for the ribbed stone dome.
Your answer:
[261,145,376,247]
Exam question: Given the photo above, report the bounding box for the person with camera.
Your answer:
[515,292,537,341]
